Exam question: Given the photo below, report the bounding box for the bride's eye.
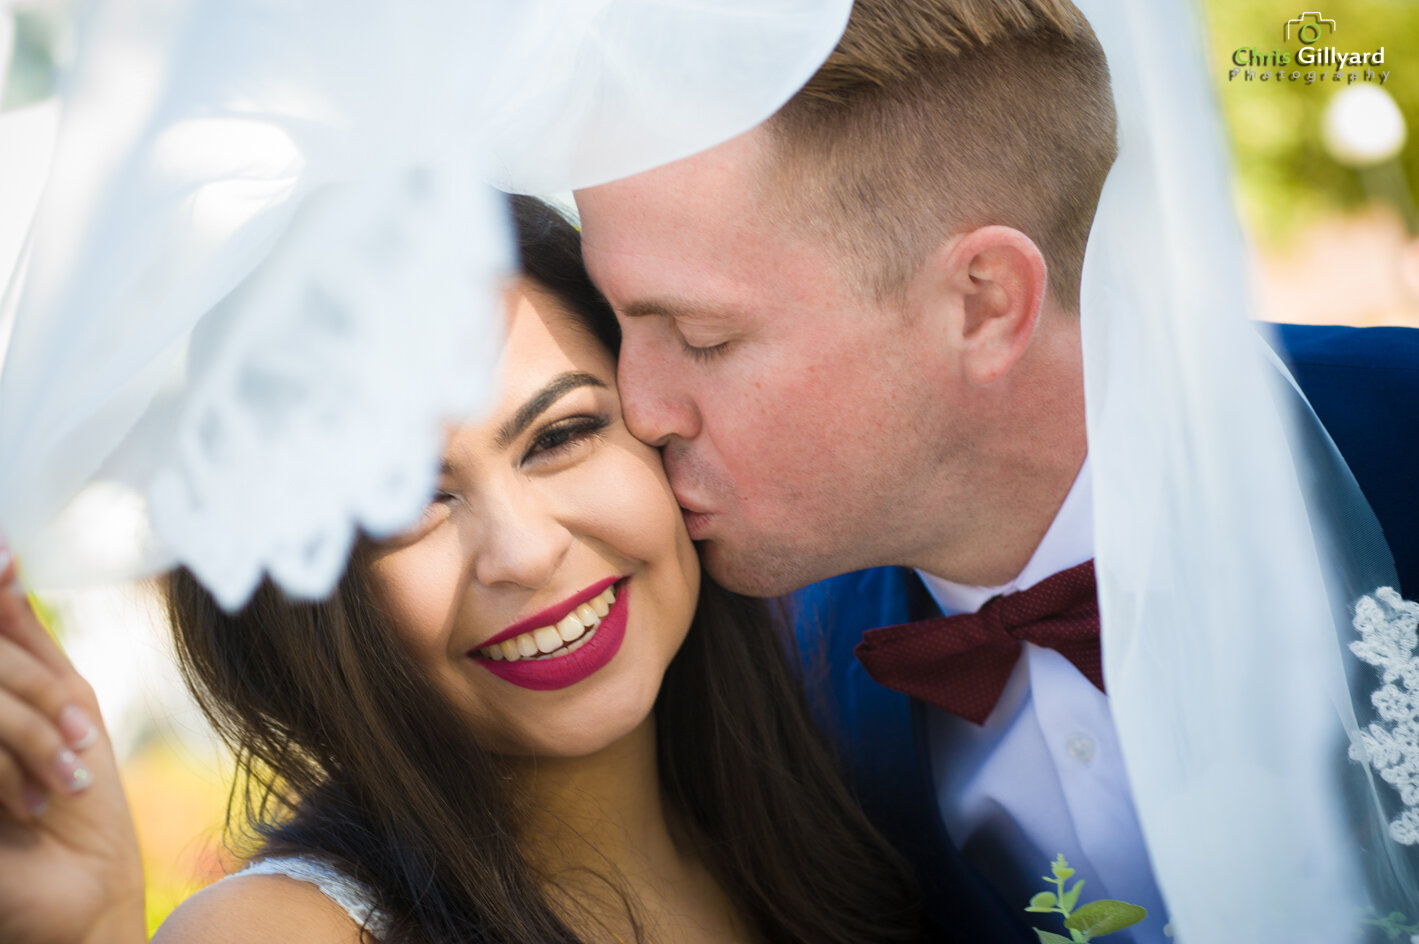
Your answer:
[382,487,457,545]
[524,415,610,465]
[414,488,458,526]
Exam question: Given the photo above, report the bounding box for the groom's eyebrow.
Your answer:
[495,372,607,449]
[622,299,677,319]
[621,298,733,321]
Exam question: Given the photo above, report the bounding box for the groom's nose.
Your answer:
[617,333,703,448]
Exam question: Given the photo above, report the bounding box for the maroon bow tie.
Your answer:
[853,560,1103,725]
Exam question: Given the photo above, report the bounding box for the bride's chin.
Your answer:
[496,705,660,763]
[473,674,666,761]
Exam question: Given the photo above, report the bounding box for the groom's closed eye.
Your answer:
[620,299,740,358]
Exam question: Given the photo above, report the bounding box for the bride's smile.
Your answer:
[364,282,699,759]
[472,577,626,688]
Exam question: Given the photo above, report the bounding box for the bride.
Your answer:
[0,197,927,944]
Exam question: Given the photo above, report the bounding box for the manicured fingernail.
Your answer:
[0,544,22,597]
[58,705,98,750]
[54,749,93,793]
[23,782,47,818]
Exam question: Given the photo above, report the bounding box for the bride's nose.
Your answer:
[469,485,571,590]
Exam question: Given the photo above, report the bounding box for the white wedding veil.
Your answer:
[1074,1,1417,940]
[0,0,851,608]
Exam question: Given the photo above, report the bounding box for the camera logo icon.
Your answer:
[1284,11,1337,44]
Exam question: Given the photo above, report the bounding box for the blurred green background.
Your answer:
[3,0,1418,935]
[1202,0,1419,325]
[1204,0,1419,237]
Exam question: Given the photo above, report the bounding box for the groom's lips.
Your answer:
[681,508,712,540]
[674,492,713,540]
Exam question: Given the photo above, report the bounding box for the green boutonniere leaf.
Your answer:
[1061,879,1084,913]
[1034,932,1074,944]
[1064,900,1148,937]
[1024,854,1147,942]
[1026,892,1059,913]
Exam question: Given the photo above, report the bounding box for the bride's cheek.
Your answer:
[575,455,680,549]
[367,549,465,651]
[613,433,681,500]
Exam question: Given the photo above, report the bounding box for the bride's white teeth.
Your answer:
[557,613,587,643]
[479,584,620,661]
[534,626,563,654]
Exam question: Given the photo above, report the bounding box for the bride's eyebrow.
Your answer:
[496,371,607,448]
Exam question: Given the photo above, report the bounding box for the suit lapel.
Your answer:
[805,567,1036,942]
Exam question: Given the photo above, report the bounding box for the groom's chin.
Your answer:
[696,536,821,599]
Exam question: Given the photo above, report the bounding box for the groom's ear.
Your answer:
[910,225,1047,387]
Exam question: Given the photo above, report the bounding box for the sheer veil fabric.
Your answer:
[1075,1,1417,939]
[0,0,851,608]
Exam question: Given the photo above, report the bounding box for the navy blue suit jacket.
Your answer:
[787,323,1419,941]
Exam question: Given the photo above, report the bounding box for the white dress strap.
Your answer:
[229,856,390,940]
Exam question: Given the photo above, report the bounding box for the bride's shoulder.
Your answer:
[152,858,376,944]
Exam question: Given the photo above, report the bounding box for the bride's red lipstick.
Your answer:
[476,579,630,691]
[475,575,621,651]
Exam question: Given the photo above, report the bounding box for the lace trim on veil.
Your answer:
[1350,587,1419,844]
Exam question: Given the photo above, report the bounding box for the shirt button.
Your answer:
[1066,732,1097,764]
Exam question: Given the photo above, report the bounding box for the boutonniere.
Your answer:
[1024,854,1147,943]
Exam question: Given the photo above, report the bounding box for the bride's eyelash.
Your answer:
[417,488,458,520]
[525,414,611,462]
[415,414,610,522]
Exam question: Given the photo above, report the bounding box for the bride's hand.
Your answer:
[0,550,147,944]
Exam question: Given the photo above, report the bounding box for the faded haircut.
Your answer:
[763,0,1117,309]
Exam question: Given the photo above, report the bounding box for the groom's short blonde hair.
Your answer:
[763,0,1117,309]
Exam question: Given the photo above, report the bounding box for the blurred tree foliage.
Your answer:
[1201,0,1419,244]
[1,8,62,111]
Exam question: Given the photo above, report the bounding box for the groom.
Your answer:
[575,0,1419,940]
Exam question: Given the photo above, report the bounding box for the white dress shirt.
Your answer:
[916,459,1173,943]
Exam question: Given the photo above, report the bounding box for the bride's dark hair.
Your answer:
[163,196,922,944]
